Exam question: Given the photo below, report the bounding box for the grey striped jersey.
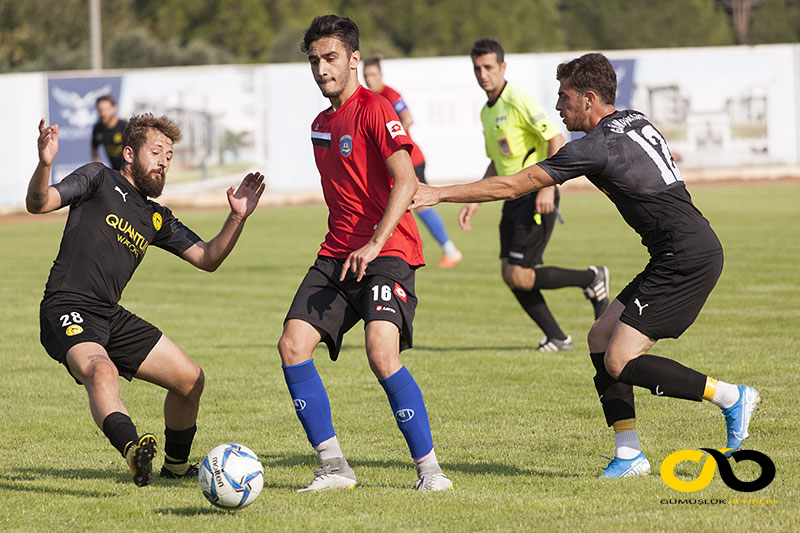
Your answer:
[538,110,721,259]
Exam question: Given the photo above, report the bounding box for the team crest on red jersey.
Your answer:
[393,282,407,302]
[339,134,353,157]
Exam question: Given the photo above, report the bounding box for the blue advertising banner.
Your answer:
[47,76,122,182]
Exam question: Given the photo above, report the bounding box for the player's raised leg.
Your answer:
[279,319,356,492]
[66,342,157,487]
[365,320,451,491]
[134,334,204,480]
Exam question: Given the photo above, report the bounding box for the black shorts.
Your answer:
[285,256,418,361]
[413,162,428,184]
[617,252,723,340]
[499,191,560,268]
[39,294,162,383]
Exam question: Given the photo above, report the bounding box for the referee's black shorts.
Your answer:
[499,192,559,268]
[285,256,418,361]
[617,251,723,340]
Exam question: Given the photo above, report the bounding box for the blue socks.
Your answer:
[380,366,434,459]
[416,208,450,247]
[283,360,335,447]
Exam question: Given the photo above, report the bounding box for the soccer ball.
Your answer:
[199,443,264,510]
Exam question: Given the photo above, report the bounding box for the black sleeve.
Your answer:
[151,206,203,257]
[91,123,101,149]
[53,163,105,208]
[536,133,608,184]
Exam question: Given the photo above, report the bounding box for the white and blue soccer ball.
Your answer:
[199,443,264,510]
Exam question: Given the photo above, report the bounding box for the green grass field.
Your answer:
[1,182,798,531]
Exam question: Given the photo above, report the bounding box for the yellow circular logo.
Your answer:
[152,212,162,230]
[65,325,84,337]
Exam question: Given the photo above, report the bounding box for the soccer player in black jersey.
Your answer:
[413,53,759,478]
[91,95,127,171]
[27,114,264,487]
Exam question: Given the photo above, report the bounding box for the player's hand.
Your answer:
[341,241,382,282]
[227,172,265,219]
[458,203,480,231]
[37,119,59,167]
[410,183,441,210]
[535,185,555,214]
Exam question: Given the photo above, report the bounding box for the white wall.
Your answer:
[1,44,798,210]
[0,73,47,208]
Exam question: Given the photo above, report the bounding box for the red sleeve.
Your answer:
[365,93,414,160]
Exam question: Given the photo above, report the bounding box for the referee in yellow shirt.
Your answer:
[459,38,610,351]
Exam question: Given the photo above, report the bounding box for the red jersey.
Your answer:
[310,85,424,266]
[377,85,425,167]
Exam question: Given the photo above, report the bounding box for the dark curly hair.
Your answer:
[556,53,617,105]
[301,15,360,55]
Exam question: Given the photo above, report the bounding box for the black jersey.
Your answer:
[43,163,201,305]
[538,110,721,259]
[91,119,128,171]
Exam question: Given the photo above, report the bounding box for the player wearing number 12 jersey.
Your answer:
[413,53,759,478]
[278,14,449,493]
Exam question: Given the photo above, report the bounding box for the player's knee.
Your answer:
[172,364,204,400]
[188,367,205,399]
[587,321,609,352]
[366,348,400,380]
[502,266,534,291]
[603,354,625,380]
[84,358,119,388]
[277,334,308,366]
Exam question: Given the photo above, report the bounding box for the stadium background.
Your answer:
[1,2,798,531]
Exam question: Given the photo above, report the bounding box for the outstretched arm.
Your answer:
[457,161,496,231]
[341,149,417,282]
[181,172,265,272]
[27,119,63,214]
[413,164,556,209]
[534,134,566,215]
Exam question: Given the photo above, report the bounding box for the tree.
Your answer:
[560,0,734,50]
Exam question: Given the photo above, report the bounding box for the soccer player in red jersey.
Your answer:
[363,55,463,268]
[278,15,451,492]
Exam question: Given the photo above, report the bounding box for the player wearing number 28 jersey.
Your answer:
[413,53,759,478]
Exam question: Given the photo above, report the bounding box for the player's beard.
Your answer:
[130,157,166,198]
[318,78,343,99]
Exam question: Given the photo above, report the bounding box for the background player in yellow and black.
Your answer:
[28,114,264,487]
[91,95,127,171]
[413,52,760,479]
[462,38,609,352]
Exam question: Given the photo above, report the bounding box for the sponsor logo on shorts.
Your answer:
[393,282,407,302]
[293,399,306,411]
[394,408,414,423]
[339,134,353,157]
[152,212,162,231]
[509,251,524,260]
[386,120,406,139]
[65,324,83,336]
[376,305,397,314]
[634,298,649,316]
